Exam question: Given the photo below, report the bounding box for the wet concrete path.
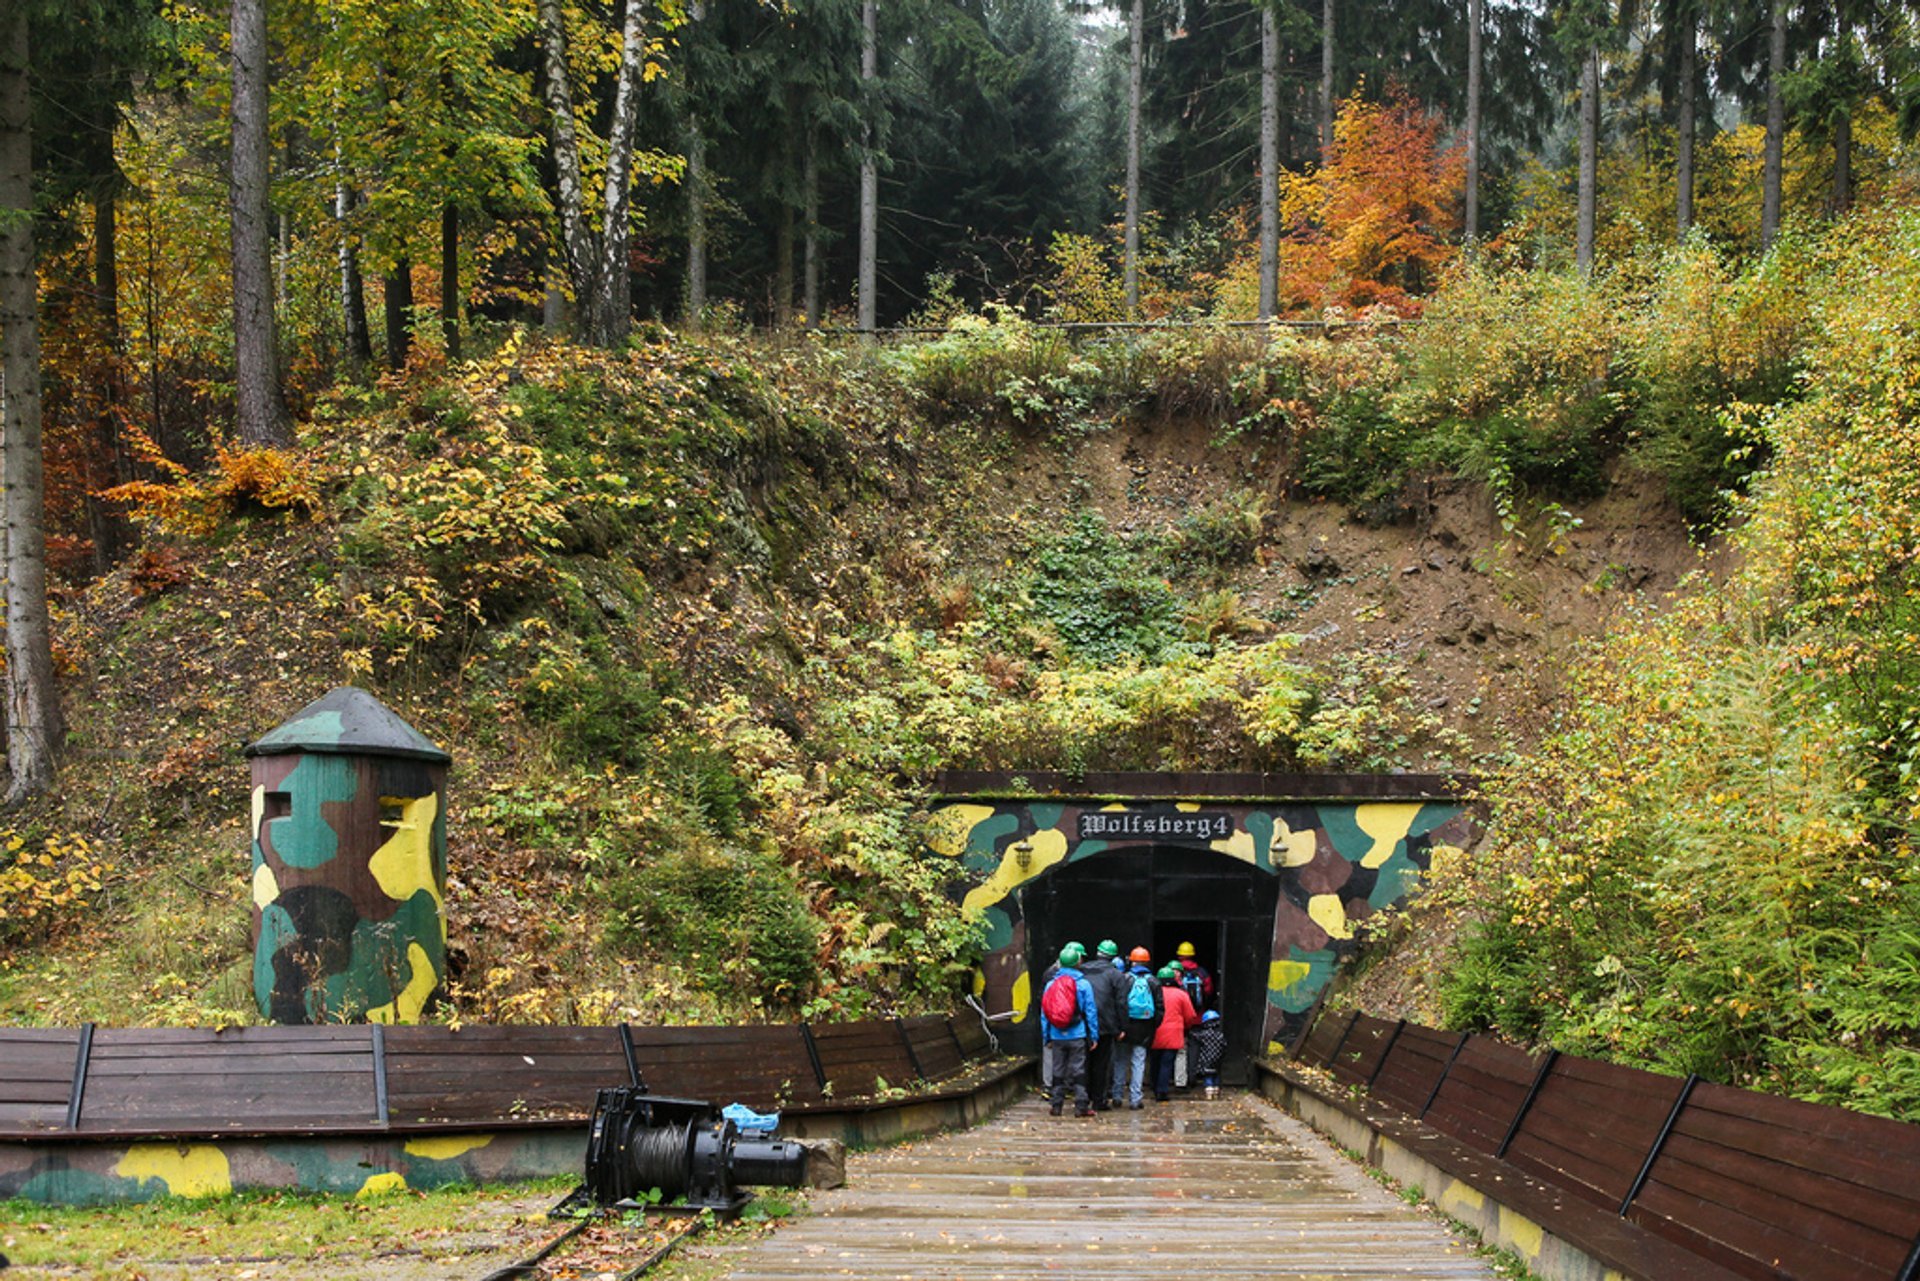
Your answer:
[715,1091,1497,1280]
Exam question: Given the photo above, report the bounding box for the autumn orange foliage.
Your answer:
[1278,86,1465,315]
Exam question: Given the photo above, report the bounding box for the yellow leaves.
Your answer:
[0,830,105,934]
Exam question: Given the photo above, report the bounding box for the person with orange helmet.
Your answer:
[1110,946,1163,1109]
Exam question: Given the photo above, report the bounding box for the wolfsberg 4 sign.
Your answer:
[1074,810,1235,842]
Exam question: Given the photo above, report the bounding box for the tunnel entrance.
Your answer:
[1022,845,1280,1085]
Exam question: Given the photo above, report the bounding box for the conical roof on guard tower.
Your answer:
[246,685,451,763]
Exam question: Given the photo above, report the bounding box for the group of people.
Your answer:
[1037,939,1227,1117]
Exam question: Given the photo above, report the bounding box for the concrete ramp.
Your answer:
[720,1093,1496,1280]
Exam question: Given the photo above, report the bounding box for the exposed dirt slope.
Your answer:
[1019,415,1713,753]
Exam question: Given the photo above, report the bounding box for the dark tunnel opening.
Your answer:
[1022,845,1279,1085]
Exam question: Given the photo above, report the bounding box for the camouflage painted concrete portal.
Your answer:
[925,796,1471,1051]
[248,688,451,1024]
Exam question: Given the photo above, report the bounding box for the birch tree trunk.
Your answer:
[857,0,878,332]
[1761,0,1786,249]
[594,0,647,347]
[229,0,290,446]
[803,130,821,327]
[1676,10,1696,238]
[1577,47,1598,272]
[1319,0,1334,156]
[336,180,373,365]
[538,0,595,324]
[0,9,60,802]
[1465,0,1482,244]
[1257,4,1278,320]
[1123,0,1143,317]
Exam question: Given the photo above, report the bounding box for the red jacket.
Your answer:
[1153,983,1200,1050]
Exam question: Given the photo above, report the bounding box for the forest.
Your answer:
[1,0,1919,1127]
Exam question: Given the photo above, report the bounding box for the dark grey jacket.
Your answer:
[1081,957,1127,1039]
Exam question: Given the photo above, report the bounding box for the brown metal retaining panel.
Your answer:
[1288,1008,1920,1281]
[1631,1080,1920,1280]
[1327,1014,1398,1086]
[903,1015,964,1082]
[0,1028,81,1132]
[1371,1024,1459,1117]
[811,1021,916,1097]
[384,1026,631,1126]
[950,1013,995,1060]
[931,769,1469,800]
[626,1025,823,1108]
[1423,1035,1544,1155]
[1293,1009,1355,1070]
[79,1027,379,1134]
[1505,1055,1688,1212]
[0,1011,998,1141]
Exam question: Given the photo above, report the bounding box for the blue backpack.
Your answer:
[1126,971,1156,1020]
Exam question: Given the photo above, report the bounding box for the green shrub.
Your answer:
[606,840,821,1005]
[1395,262,1626,500]
[520,639,669,768]
[1625,236,1808,525]
[1027,511,1178,662]
[889,312,1108,429]
[1165,490,1269,578]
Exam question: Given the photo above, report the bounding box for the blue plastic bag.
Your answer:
[722,1102,781,1134]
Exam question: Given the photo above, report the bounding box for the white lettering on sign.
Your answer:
[1074,811,1234,842]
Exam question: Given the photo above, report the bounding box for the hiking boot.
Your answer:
[1049,1103,1063,1117]
[1076,1106,1096,1117]
[1129,1100,1143,1110]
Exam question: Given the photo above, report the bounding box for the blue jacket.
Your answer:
[1040,966,1100,1043]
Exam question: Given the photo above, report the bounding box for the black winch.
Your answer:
[574,1087,810,1218]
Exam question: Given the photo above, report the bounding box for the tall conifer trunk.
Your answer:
[775,201,795,328]
[1577,48,1599,272]
[90,196,132,570]
[1676,9,1696,238]
[857,0,878,331]
[684,1,707,329]
[1761,0,1786,249]
[1123,0,1143,316]
[229,0,290,445]
[1319,0,1334,155]
[384,260,414,370]
[1258,5,1278,319]
[1465,0,1482,243]
[0,8,60,801]
[803,130,821,327]
[441,205,460,360]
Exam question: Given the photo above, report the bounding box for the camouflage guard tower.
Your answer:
[247,687,450,1024]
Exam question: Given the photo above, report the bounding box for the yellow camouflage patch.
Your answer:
[116,1144,232,1199]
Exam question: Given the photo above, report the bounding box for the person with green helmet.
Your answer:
[1082,940,1126,1111]
[1150,963,1199,1102]
[1038,942,1101,1117]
